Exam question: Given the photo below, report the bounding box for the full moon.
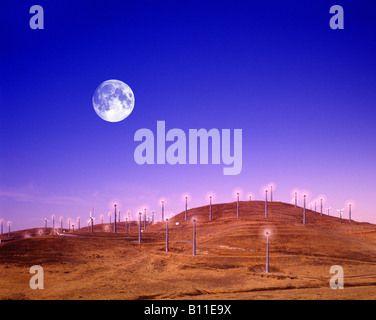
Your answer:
[92,80,135,122]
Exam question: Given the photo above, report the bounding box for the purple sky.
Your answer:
[1,1,375,230]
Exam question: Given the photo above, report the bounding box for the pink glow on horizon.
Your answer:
[301,189,312,200]
[232,187,244,200]
[108,198,122,211]
[345,199,356,208]
[259,182,276,197]
[316,194,327,204]
[247,192,256,201]
[291,188,301,197]
[205,191,216,202]
[2,180,372,231]
[135,204,150,214]
[181,192,191,202]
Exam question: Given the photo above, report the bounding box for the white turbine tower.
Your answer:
[326,206,331,216]
[236,192,240,218]
[337,208,345,219]
[209,195,212,221]
[265,231,270,273]
[303,194,306,225]
[89,211,95,232]
[125,217,128,233]
[348,203,352,222]
[320,198,323,215]
[265,189,268,219]
[185,196,188,221]
[161,200,165,222]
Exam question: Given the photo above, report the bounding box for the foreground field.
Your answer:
[1,201,376,300]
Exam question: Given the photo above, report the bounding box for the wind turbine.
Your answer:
[125,217,128,233]
[184,196,188,220]
[236,192,240,218]
[337,208,345,219]
[270,185,273,202]
[165,218,169,252]
[138,212,142,244]
[303,194,306,225]
[44,217,48,228]
[320,198,323,215]
[348,203,352,222]
[114,204,117,234]
[209,196,212,221]
[89,211,95,232]
[265,231,270,273]
[161,200,165,222]
[193,219,197,256]
[265,189,268,218]
[326,207,331,216]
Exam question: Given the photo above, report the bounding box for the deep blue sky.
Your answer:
[1,0,375,230]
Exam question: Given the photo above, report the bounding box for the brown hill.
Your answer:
[0,201,376,300]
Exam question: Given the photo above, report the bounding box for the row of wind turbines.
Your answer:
[31,186,355,274]
[40,185,354,234]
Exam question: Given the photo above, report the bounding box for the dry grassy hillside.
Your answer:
[0,201,375,300]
